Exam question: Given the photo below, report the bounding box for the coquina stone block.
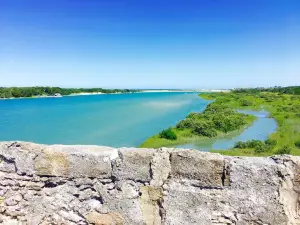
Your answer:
[0,141,299,225]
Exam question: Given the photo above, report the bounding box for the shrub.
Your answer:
[234,139,276,153]
[204,104,235,115]
[176,118,199,129]
[212,114,246,133]
[264,139,277,148]
[200,128,218,137]
[276,145,291,155]
[247,139,264,148]
[187,112,199,119]
[193,121,218,137]
[240,99,253,106]
[159,128,177,140]
[294,140,300,148]
[254,142,268,153]
[295,113,300,118]
[234,141,247,149]
[234,139,273,153]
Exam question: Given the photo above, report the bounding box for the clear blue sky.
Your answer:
[0,0,299,89]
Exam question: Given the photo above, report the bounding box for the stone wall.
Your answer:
[0,141,299,225]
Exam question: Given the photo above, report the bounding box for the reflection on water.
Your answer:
[145,100,192,108]
[176,110,277,151]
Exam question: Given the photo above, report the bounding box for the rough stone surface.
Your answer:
[0,141,300,224]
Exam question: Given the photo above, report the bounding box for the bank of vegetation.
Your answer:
[140,95,256,148]
[141,86,300,156]
[0,87,140,99]
[210,88,300,156]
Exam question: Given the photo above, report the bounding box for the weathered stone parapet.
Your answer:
[0,141,300,224]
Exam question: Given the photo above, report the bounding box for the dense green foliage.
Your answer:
[295,140,300,148]
[207,90,300,156]
[239,99,253,106]
[0,87,139,98]
[276,145,292,155]
[233,86,300,95]
[176,104,249,137]
[141,86,300,155]
[234,139,277,153]
[159,128,177,140]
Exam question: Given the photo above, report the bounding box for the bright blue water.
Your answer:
[176,110,277,151]
[0,92,208,147]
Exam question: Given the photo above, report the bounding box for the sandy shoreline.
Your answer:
[140,90,196,93]
[67,92,106,96]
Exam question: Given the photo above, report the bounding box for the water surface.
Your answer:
[0,94,277,149]
[0,92,207,147]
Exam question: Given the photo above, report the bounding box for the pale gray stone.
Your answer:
[59,210,84,223]
[112,148,156,182]
[4,194,23,206]
[150,148,171,187]
[170,149,225,187]
[0,141,299,225]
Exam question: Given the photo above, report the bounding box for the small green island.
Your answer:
[0,87,140,99]
[140,86,300,156]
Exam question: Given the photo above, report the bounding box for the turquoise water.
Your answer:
[0,92,208,147]
[176,110,277,151]
[0,93,277,149]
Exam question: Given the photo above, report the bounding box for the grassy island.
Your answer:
[0,87,140,99]
[140,86,300,156]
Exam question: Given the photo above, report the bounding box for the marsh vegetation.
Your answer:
[141,86,300,156]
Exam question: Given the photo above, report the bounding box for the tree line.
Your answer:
[0,87,140,98]
[233,86,300,95]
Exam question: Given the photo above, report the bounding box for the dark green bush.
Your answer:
[204,104,235,115]
[294,113,300,118]
[264,138,277,148]
[254,142,269,153]
[234,141,247,149]
[234,139,274,153]
[176,118,195,129]
[276,145,291,155]
[159,128,177,140]
[240,99,253,106]
[174,97,250,139]
[193,121,218,137]
[294,140,300,148]
[212,114,246,133]
[187,112,200,119]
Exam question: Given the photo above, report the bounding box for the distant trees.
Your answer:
[233,86,300,95]
[0,87,140,98]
